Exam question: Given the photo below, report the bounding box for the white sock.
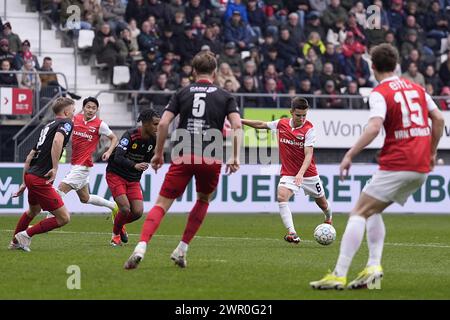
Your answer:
[177,241,189,253]
[279,202,296,233]
[334,215,366,277]
[56,189,66,198]
[323,201,332,220]
[135,241,147,256]
[366,214,385,267]
[87,195,116,210]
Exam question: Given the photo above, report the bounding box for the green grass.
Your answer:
[1,213,450,300]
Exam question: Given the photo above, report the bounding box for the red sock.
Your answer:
[26,217,59,237]
[139,206,165,243]
[113,210,130,235]
[182,200,209,244]
[13,211,34,239]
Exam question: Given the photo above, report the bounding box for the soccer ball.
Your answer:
[314,223,336,246]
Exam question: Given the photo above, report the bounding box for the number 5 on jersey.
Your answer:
[193,93,206,117]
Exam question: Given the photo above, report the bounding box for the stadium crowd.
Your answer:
[2,0,450,110]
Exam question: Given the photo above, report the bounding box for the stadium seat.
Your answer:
[359,87,373,103]
[440,37,448,54]
[240,51,250,60]
[113,66,130,86]
[77,30,95,49]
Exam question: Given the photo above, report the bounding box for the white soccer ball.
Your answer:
[314,223,336,246]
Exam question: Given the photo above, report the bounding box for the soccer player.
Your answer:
[310,44,445,290]
[241,97,332,244]
[47,97,119,217]
[124,51,242,269]
[106,109,159,246]
[9,97,75,252]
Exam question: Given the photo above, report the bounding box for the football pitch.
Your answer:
[1,213,450,300]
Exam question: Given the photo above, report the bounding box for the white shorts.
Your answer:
[61,165,90,191]
[278,175,325,198]
[363,170,427,206]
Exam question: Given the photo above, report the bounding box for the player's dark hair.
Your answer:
[371,44,398,73]
[83,96,99,108]
[291,97,309,110]
[52,97,74,114]
[137,108,160,123]
[192,51,217,75]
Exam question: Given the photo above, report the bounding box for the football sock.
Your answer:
[26,217,59,237]
[334,215,366,277]
[13,211,33,238]
[279,202,296,233]
[366,213,385,267]
[87,195,116,210]
[139,206,166,243]
[181,200,209,244]
[135,241,147,255]
[177,241,189,253]
[113,209,131,235]
[323,201,332,220]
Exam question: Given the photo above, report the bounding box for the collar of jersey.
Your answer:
[81,114,97,123]
[196,79,213,84]
[289,119,305,130]
[380,75,399,84]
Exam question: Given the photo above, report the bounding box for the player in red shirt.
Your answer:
[47,97,119,218]
[311,44,445,290]
[242,97,332,244]
[124,51,242,269]
[9,97,75,252]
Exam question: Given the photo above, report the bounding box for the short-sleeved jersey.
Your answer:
[164,80,240,157]
[266,118,318,177]
[28,117,73,178]
[106,127,156,182]
[71,114,113,167]
[369,76,438,173]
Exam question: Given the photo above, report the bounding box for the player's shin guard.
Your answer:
[366,214,385,267]
[87,195,116,210]
[113,210,130,235]
[13,211,34,239]
[139,206,166,243]
[26,217,59,237]
[181,200,209,245]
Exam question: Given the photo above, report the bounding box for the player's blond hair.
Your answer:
[52,97,74,114]
[192,51,217,75]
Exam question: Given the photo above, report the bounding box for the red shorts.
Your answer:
[24,173,64,212]
[160,156,222,199]
[106,172,143,201]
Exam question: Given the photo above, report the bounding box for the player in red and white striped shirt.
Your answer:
[242,97,332,244]
[311,44,445,290]
[49,97,119,217]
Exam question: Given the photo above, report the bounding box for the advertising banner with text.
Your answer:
[1,164,449,214]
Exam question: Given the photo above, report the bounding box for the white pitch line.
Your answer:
[1,229,450,249]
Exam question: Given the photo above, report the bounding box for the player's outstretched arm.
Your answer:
[429,108,445,169]
[241,119,270,130]
[12,149,36,197]
[340,117,383,179]
[151,110,175,173]
[102,132,118,161]
[45,132,65,183]
[226,112,242,175]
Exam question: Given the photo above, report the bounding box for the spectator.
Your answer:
[238,75,262,108]
[216,62,240,92]
[299,62,321,93]
[160,59,180,88]
[345,12,365,44]
[400,29,425,62]
[305,47,323,73]
[424,64,443,93]
[350,1,366,27]
[345,81,366,109]
[321,0,348,30]
[149,73,173,108]
[303,31,326,57]
[282,86,298,108]
[143,46,161,74]
[128,18,141,40]
[242,59,262,91]
[425,1,449,45]
[439,86,450,110]
[246,0,266,41]
[180,62,193,81]
[117,27,142,65]
[0,38,15,67]
[387,0,406,33]
[180,76,191,88]
[13,40,40,70]
[326,18,346,46]
[223,11,253,50]
[439,52,450,86]
[102,0,127,34]
[263,63,284,92]
[128,59,153,105]
[285,12,305,44]
[400,15,425,45]
[344,44,371,87]
[125,0,149,28]
[318,80,344,109]
[83,0,104,29]
[39,56,80,100]
[304,11,326,40]
[384,30,398,49]
[278,28,300,66]
[401,49,426,73]
[138,21,159,56]
[92,23,125,81]
[224,79,236,93]
[171,11,187,39]
[191,14,206,37]
[320,61,341,90]
[0,59,18,86]
[341,31,364,58]
[309,0,329,15]
[262,45,285,73]
[224,0,248,24]
[159,25,178,56]
[147,0,171,24]
[247,43,262,67]
[17,58,41,91]
[402,61,426,87]
[281,64,300,91]
[322,42,342,74]
[199,24,222,55]
[261,78,279,108]
[218,41,243,74]
[2,21,21,54]
[175,23,201,64]
[185,0,207,23]
[168,0,185,18]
